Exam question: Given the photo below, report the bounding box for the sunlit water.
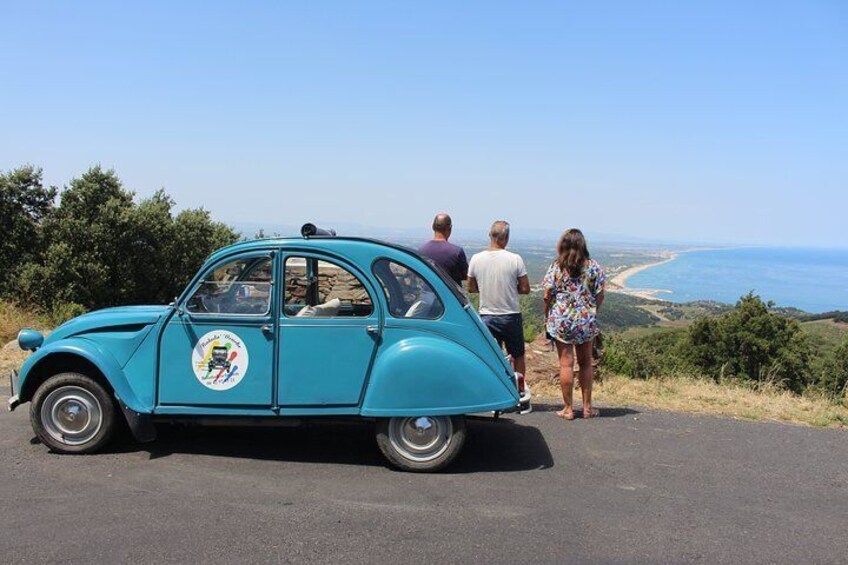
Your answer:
[626,247,848,313]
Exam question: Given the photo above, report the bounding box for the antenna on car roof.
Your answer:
[301,223,337,238]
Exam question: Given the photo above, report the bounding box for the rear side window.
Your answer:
[283,256,373,318]
[372,259,444,319]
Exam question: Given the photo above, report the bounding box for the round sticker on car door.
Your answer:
[192,330,250,391]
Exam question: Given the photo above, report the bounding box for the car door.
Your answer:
[277,252,380,407]
[158,251,277,407]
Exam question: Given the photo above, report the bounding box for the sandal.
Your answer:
[582,407,600,419]
[555,409,576,420]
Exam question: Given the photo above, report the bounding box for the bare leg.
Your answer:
[575,341,599,418]
[555,341,575,420]
[513,355,526,377]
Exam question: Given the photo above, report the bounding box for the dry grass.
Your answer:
[0,301,48,342]
[523,334,848,429]
[0,301,47,376]
[529,375,848,428]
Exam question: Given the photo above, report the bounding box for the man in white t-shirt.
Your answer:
[467,220,531,376]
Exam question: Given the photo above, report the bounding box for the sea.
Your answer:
[626,247,848,313]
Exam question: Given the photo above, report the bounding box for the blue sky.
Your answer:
[1,1,846,247]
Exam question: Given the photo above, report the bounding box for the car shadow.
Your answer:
[530,404,640,419]
[115,416,554,473]
[447,416,554,473]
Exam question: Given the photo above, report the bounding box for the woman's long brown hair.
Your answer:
[557,228,590,279]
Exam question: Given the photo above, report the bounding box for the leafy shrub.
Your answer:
[605,329,692,379]
[818,337,848,399]
[684,293,812,391]
[605,294,815,393]
[46,302,88,327]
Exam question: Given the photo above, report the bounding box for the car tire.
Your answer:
[376,415,466,472]
[30,372,116,454]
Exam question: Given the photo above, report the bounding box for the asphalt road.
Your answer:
[1,399,845,564]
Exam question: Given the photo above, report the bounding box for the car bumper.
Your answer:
[8,370,20,411]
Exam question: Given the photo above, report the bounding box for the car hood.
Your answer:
[44,305,172,345]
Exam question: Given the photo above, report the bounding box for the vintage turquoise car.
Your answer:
[8,225,531,471]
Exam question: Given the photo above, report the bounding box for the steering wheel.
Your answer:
[200,294,220,314]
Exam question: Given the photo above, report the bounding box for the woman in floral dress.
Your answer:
[542,229,606,420]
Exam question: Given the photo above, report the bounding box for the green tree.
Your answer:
[17,166,238,311]
[0,166,56,294]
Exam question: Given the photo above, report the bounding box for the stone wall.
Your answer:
[284,265,371,306]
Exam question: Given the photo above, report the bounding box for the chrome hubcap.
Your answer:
[388,416,452,462]
[41,386,102,446]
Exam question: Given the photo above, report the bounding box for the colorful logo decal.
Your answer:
[192,330,250,391]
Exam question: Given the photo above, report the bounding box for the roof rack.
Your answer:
[301,223,336,238]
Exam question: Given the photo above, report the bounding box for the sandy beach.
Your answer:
[608,252,677,300]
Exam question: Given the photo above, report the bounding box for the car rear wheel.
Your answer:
[376,415,466,472]
[30,373,116,454]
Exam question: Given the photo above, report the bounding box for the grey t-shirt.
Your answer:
[468,249,528,315]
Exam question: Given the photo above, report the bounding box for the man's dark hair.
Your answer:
[432,213,452,234]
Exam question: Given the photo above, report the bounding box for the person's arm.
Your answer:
[516,255,530,294]
[517,275,530,294]
[466,255,478,293]
[457,249,469,281]
[594,262,606,310]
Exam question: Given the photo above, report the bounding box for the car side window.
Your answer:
[372,259,444,319]
[283,257,373,318]
[186,257,272,316]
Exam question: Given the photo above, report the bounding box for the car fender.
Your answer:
[19,337,149,414]
[361,335,519,417]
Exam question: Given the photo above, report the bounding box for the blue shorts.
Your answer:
[481,313,525,359]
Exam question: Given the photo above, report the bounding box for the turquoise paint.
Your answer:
[277,250,381,407]
[122,326,159,407]
[158,251,278,407]
[362,331,518,417]
[17,328,43,351]
[44,305,169,346]
[19,337,148,413]
[16,236,523,421]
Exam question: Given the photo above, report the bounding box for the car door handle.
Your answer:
[366,325,380,336]
[261,324,274,334]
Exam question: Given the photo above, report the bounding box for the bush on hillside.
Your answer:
[818,338,848,400]
[605,329,692,380]
[684,293,812,391]
[605,293,815,393]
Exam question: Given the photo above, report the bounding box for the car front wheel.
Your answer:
[376,415,466,472]
[30,373,116,454]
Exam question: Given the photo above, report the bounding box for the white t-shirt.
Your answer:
[468,249,528,315]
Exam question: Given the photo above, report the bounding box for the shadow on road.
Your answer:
[531,404,640,419]
[112,416,554,473]
[448,417,553,473]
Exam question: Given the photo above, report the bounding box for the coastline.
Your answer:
[608,252,677,301]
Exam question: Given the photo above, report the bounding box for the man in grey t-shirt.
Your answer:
[467,220,530,376]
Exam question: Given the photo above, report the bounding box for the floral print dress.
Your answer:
[541,259,606,344]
